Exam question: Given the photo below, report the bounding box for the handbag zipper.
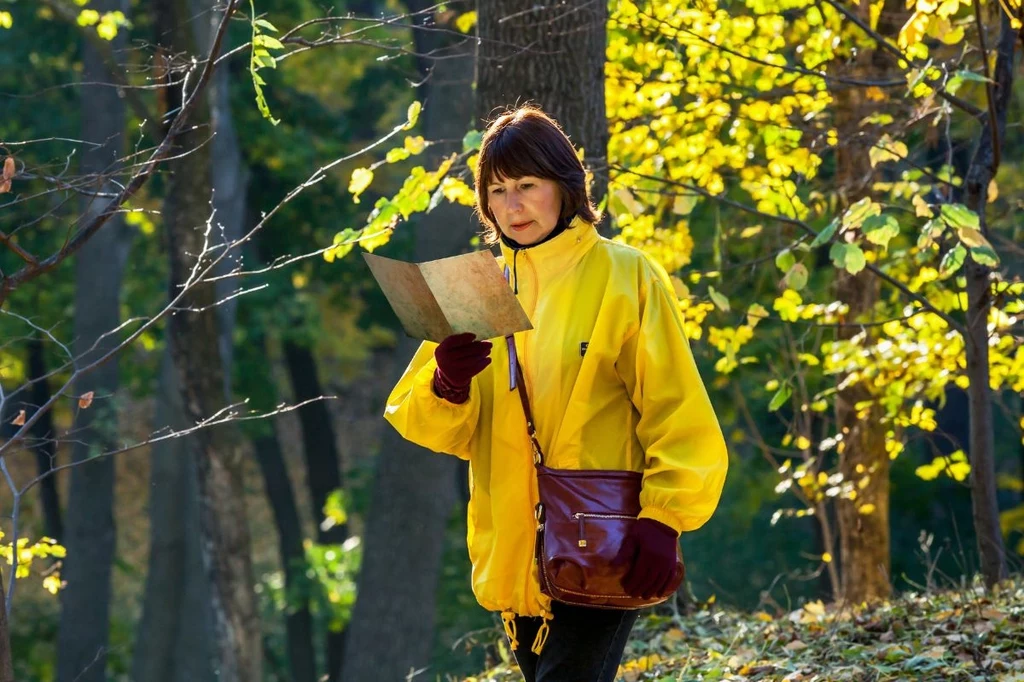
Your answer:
[573,512,636,548]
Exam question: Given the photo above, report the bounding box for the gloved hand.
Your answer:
[433,332,492,404]
[612,518,680,599]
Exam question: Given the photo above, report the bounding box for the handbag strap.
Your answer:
[503,263,545,466]
[513,360,545,466]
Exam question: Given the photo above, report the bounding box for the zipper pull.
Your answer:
[575,513,587,548]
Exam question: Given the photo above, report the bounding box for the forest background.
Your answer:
[0,0,1023,680]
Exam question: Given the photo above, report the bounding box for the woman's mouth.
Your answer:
[510,221,533,231]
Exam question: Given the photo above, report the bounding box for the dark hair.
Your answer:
[474,105,600,244]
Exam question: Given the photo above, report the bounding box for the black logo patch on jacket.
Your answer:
[580,342,589,357]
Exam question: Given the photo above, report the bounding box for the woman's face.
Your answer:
[486,175,562,245]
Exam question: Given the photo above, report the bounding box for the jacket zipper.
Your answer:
[573,512,636,548]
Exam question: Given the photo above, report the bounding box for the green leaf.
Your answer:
[970,244,1000,267]
[775,249,796,273]
[939,203,979,230]
[842,197,880,230]
[769,384,792,412]
[462,129,483,152]
[830,242,866,274]
[253,34,285,50]
[940,243,967,277]
[946,69,988,95]
[810,218,838,248]
[783,263,809,291]
[861,214,900,247]
[917,219,945,249]
[253,18,278,31]
[708,286,730,312]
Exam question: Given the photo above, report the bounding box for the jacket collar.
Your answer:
[497,214,599,281]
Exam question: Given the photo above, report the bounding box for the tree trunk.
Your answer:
[56,2,131,678]
[155,0,261,678]
[282,340,346,678]
[132,354,216,682]
[338,7,474,681]
[135,2,250,678]
[0,570,12,682]
[828,0,905,605]
[475,0,609,212]
[252,431,317,682]
[27,336,62,542]
[961,8,1017,588]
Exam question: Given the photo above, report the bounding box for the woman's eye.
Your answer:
[520,183,533,190]
[490,187,505,195]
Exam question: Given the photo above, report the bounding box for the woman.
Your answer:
[383,105,728,682]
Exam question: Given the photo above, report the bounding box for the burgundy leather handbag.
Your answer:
[514,363,685,609]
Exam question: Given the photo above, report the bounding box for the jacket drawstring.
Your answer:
[501,610,519,651]
[512,248,520,295]
[531,611,553,654]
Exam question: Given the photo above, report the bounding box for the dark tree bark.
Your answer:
[132,355,216,682]
[828,0,905,605]
[154,0,261,677]
[961,7,1018,588]
[0,570,12,682]
[135,2,249,678]
[252,430,317,682]
[339,7,474,681]
[475,0,609,211]
[27,336,62,542]
[282,340,346,678]
[284,342,348,544]
[56,2,131,678]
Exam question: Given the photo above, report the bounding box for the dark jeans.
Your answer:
[509,601,641,682]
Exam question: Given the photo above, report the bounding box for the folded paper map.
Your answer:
[363,250,533,343]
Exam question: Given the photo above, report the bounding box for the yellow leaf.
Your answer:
[348,168,373,203]
[404,101,422,130]
[440,177,476,206]
[913,194,933,217]
[957,226,993,249]
[747,303,768,328]
[865,86,887,102]
[987,178,998,202]
[403,136,426,155]
[0,11,12,29]
[454,10,477,33]
[672,193,697,216]
[858,503,876,515]
[822,552,833,563]
[78,391,94,409]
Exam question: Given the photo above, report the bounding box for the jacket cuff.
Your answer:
[638,507,683,536]
[432,368,471,404]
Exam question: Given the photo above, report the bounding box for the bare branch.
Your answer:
[16,397,336,497]
[0,0,241,305]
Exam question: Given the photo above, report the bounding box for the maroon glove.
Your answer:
[432,332,492,404]
[612,518,680,599]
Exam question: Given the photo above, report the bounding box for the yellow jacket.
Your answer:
[384,217,728,626]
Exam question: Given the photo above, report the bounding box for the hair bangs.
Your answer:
[483,125,560,186]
